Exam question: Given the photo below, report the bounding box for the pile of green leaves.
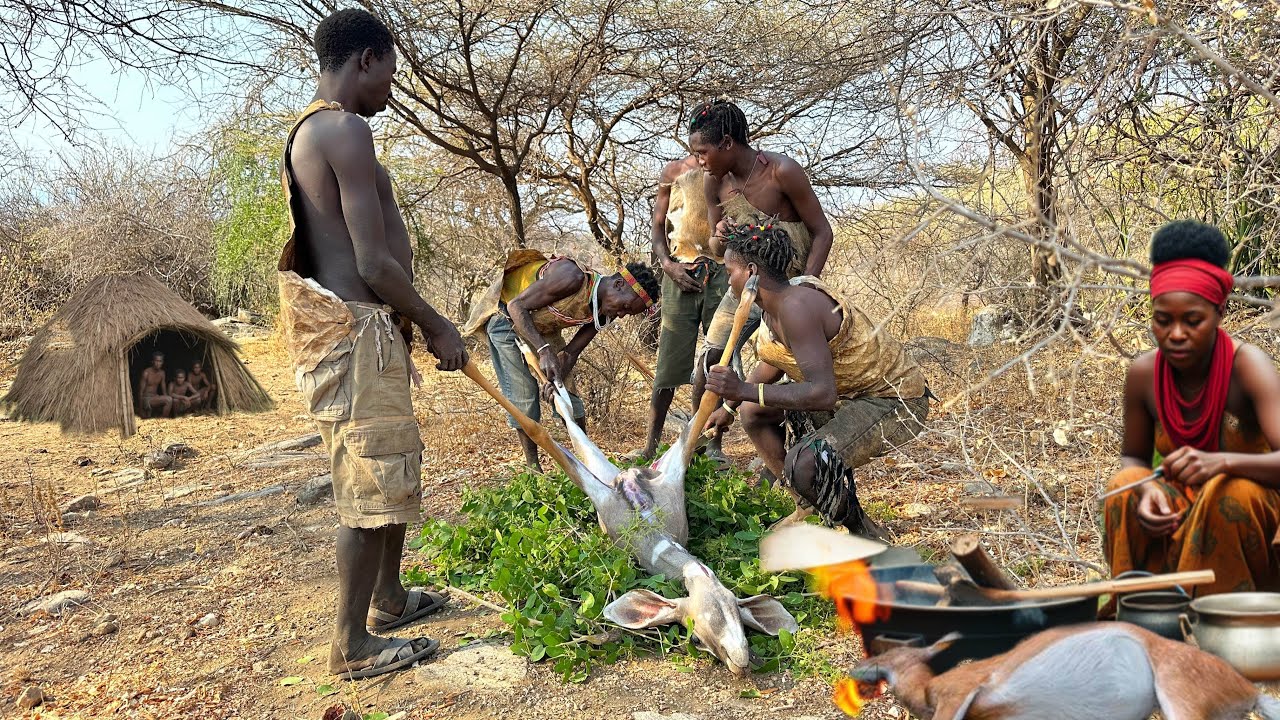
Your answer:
[406,454,832,681]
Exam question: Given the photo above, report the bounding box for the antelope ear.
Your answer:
[927,631,962,658]
[603,590,684,629]
[737,595,799,636]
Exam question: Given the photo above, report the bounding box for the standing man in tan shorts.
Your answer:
[278,8,464,680]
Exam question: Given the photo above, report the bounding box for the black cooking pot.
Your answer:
[836,564,1096,672]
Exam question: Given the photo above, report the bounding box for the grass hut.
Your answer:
[2,274,273,437]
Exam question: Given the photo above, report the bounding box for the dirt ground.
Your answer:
[0,332,891,720]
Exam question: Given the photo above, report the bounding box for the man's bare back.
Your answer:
[288,111,413,303]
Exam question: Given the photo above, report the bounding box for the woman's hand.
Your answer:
[1136,483,1182,537]
[1161,446,1229,487]
[705,407,736,434]
[705,365,747,401]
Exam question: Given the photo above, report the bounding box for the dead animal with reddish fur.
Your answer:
[848,622,1280,720]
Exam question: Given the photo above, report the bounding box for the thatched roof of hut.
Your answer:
[2,274,272,437]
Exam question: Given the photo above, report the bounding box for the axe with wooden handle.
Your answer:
[684,275,761,466]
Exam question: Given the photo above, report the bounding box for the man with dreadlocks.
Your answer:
[703,224,929,538]
[463,250,661,470]
[687,99,834,468]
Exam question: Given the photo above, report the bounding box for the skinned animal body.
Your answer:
[849,622,1280,720]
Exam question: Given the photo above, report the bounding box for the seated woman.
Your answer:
[704,224,929,538]
[1105,220,1280,596]
[463,249,661,470]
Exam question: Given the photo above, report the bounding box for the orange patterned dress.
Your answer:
[1104,415,1280,596]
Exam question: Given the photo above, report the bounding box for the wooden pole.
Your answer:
[683,276,760,466]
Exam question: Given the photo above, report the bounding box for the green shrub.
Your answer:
[406,454,832,682]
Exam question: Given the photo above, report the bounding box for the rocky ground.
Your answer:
[0,332,891,720]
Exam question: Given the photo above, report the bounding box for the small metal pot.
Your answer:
[1181,592,1280,681]
[1118,590,1191,640]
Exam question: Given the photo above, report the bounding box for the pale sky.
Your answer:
[5,48,242,160]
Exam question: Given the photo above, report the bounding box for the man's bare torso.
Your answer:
[189,370,210,392]
[715,151,801,222]
[288,109,414,302]
[140,368,166,396]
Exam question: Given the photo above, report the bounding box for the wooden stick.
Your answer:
[959,496,1022,511]
[1096,469,1164,501]
[951,534,1018,590]
[982,570,1213,603]
[894,580,947,599]
[462,361,575,472]
[683,276,760,466]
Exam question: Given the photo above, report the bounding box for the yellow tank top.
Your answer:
[461,249,599,337]
[755,276,926,399]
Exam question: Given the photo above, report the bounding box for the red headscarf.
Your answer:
[1150,258,1235,453]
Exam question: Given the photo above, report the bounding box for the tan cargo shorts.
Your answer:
[296,302,423,529]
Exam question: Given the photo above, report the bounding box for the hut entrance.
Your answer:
[127,329,211,405]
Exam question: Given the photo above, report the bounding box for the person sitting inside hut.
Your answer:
[168,369,199,416]
[703,224,929,539]
[1104,220,1280,597]
[138,352,172,418]
[463,249,661,470]
[189,360,217,410]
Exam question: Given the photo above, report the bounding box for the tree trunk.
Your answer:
[502,175,527,248]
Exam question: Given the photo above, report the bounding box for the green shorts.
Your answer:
[654,260,728,388]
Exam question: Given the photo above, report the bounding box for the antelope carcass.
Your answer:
[846,622,1280,720]
[544,385,798,674]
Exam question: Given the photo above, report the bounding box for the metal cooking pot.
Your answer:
[1116,572,1191,641]
[1181,592,1280,681]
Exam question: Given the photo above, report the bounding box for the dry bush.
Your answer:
[0,146,216,339]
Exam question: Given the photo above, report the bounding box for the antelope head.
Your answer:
[602,562,798,675]
[846,632,958,713]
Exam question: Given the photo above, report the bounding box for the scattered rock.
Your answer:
[295,474,334,505]
[415,642,527,690]
[63,494,101,513]
[236,525,274,540]
[42,532,93,550]
[967,305,1015,347]
[632,713,701,720]
[178,625,197,640]
[16,685,45,710]
[195,613,221,629]
[74,456,94,467]
[23,590,92,617]
[901,502,935,518]
[139,628,164,642]
[164,484,211,501]
[963,481,997,496]
[94,621,119,636]
[196,485,286,507]
[942,462,971,474]
[144,451,174,470]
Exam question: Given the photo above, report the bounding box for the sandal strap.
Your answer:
[373,637,413,667]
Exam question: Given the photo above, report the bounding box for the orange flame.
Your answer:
[833,678,867,716]
[808,560,890,629]
[808,560,891,716]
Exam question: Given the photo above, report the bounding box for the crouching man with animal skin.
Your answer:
[703,224,929,539]
[462,250,660,471]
